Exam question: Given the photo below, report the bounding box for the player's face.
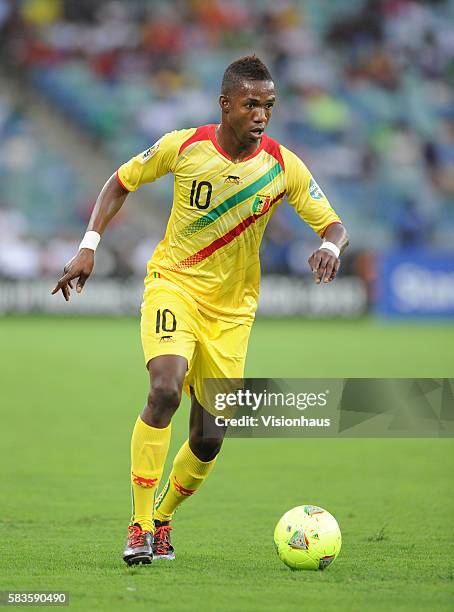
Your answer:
[222,80,275,145]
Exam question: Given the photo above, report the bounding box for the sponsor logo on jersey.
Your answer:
[223,175,242,184]
[160,335,175,343]
[252,193,272,215]
[309,177,324,200]
[141,140,161,163]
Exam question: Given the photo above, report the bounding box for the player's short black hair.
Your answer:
[221,55,273,95]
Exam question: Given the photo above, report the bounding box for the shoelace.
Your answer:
[154,525,172,554]
[128,525,147,548]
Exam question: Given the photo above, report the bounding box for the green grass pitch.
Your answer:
[1,316,453,611]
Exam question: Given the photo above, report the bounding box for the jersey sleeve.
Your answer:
[116,128,196,192]
[281,146,341,236]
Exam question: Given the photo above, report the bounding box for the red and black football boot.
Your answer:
[153,520,175,560]
[123,523,153,566]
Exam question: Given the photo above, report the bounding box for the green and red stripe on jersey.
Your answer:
[178,161,283,240]
[171,190,286,270]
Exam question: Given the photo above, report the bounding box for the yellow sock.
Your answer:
[154,440,216,522]
[130,416,171,532]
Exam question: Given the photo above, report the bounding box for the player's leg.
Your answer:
[154,318,251,536]
[124,355,187,566]
[189,390,227,460]
[130,355,187,527]
[124,281,197,565]
[152,314,251,559]
[142,354,187,428]
[153,393,226,559]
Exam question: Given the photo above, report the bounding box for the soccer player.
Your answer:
[52,56,348,565]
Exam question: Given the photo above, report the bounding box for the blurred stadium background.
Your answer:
[1,0,453,318]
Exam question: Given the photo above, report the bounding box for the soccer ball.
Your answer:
[274,505,341,570]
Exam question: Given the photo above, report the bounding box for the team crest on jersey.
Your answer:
[309,177,324,201]
[252,193,272,215]
[141,140,161,163]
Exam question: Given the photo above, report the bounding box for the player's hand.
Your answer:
[51,249,95,301]
[308,248,340,284]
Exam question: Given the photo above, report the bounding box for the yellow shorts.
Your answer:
[140,278,252,415]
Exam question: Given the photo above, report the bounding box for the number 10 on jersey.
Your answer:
[190,180,212,209]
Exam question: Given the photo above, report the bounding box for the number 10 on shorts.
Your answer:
[155,309,177,334]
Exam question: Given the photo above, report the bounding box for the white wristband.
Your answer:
[79,231,101,252]
[319,241,340,259]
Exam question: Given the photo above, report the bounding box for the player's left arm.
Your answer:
[281,146,349,284]
[308,221,349,284]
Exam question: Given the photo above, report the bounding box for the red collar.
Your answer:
[209,124,265,163]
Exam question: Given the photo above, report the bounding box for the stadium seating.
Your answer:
[1,0,453,277]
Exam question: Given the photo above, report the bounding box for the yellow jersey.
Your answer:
[117,124,341,323]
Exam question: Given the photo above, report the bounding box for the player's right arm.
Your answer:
[51,175,129,300]
[52,129,192,301]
